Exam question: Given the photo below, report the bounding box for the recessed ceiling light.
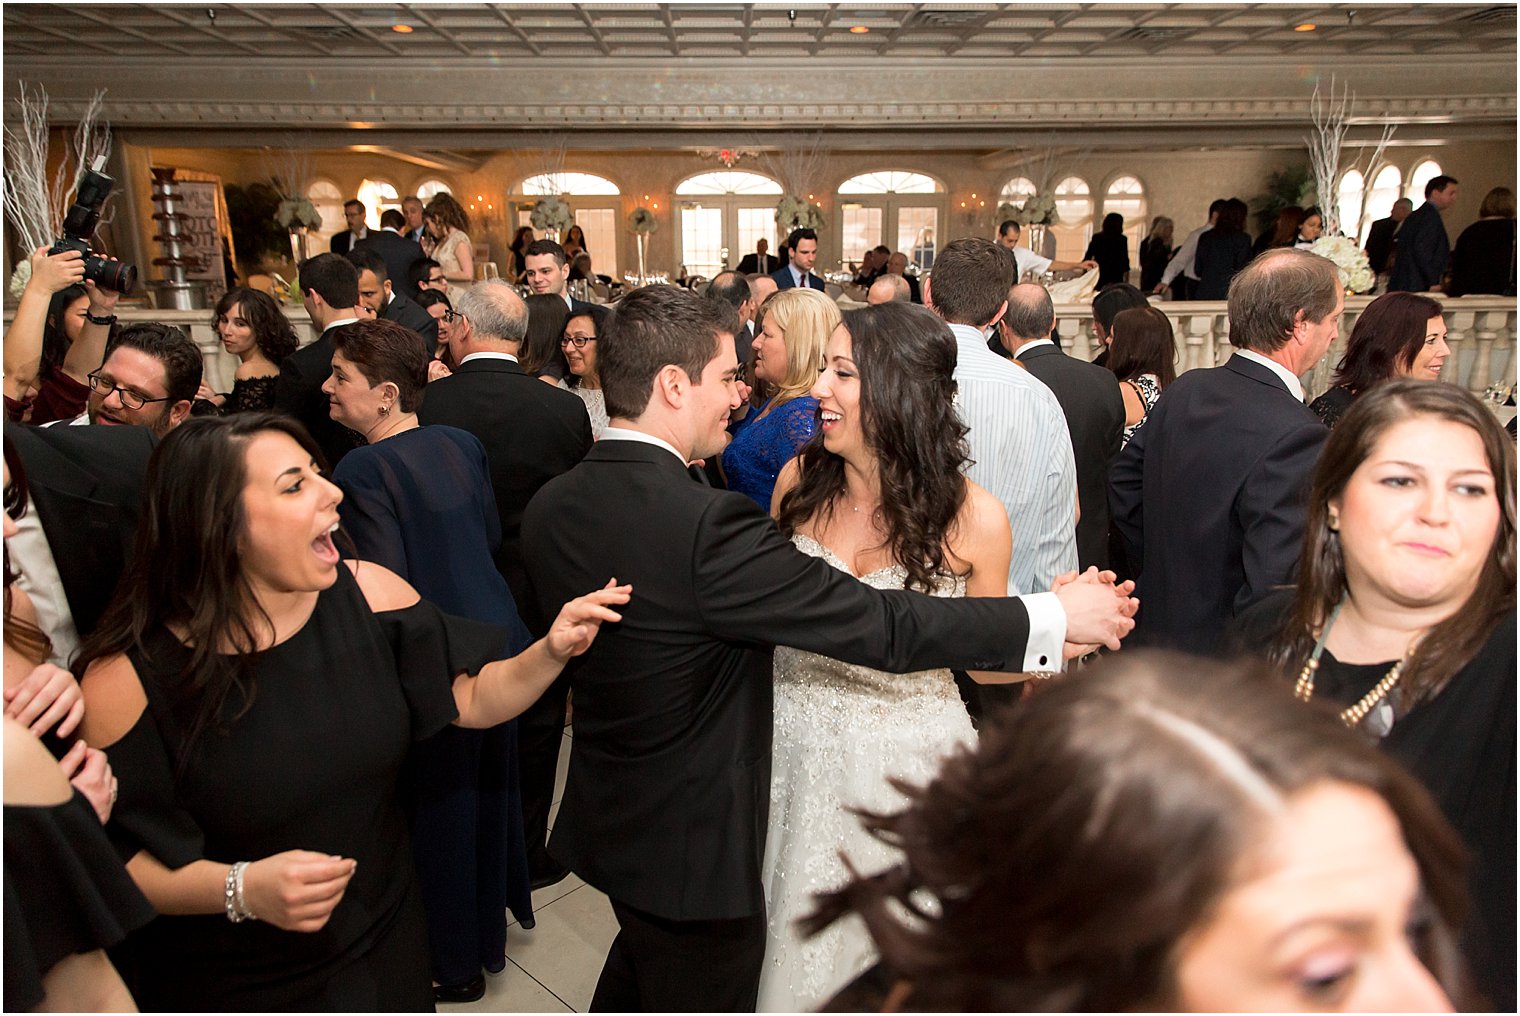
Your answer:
[392,23,414,33]
[1294,22,1317,32]
[849,25,869,34]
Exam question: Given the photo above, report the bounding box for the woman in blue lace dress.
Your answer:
[721,288,839,509]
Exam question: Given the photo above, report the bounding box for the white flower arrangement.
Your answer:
[775,195,825,231]
[627,207,658,235]
[275,197,322,231]
[9,259,33,300]
[996,202,1020,221]
[1308,235,1375,293]
[1014,193,1058,226]
[531,196,574,234]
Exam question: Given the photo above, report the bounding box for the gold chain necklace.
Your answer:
[1294,601,1411,731]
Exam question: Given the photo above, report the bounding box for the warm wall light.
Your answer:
[652,202,659,209]
[849,25,869,34]
[1294,22,1316,31]
[392,23,413,33]
[971,193,977,199]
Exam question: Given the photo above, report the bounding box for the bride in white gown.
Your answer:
[757,303,1028,1012]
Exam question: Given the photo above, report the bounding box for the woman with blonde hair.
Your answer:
[721,287,840,508]
[422,193,474,297]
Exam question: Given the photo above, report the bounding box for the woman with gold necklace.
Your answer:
[323,318,537,1002]
[1236,379,1515,1010]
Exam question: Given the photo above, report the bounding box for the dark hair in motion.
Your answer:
[42,284,88,373]
[1107,305,1178,389]
[1269,380,1515,713]
[520,294,571,378]
[212,287,299,364]
[74,414,337,767]
[298,252,359,308]
[806,651,1472,1011]
[1330,291,1445,395]
[926,236,1016,327]
[330,318,429,414]
[510,226,535,253]
[3,434,51,663]
[776,302,970,594]
[599,285,739,421]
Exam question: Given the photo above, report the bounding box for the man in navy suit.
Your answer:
[401,194,427,244]
[1111,248,1340,655]
[328,198,367,255]
[769,227,825,291]
[1389,175,1460,293]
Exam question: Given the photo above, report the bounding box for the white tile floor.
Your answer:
[440,727,617,1014]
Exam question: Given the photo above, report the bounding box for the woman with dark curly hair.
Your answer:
[806,651,1466,1012]
[759,302,1028,1011]
[1308,291,1449,428]
[422,193,474,296]
[200,287,300,415]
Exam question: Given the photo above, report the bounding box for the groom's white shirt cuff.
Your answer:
[1018,592,1066,671]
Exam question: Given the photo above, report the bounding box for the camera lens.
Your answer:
[84,255,137,294]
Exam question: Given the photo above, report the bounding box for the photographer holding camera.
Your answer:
[4,246,123,425]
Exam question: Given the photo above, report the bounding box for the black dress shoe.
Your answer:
[529,865,570,891]
[433,974,486,1005]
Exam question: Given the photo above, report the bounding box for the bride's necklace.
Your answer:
[1294,601,1411,737]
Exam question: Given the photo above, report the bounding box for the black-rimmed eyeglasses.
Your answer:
[86,372,173,411]
[560,335,596,348]
[443,308,466,324]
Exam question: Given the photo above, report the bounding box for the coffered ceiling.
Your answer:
[5,2,1515,62]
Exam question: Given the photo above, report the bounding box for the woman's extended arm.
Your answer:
[4,248,85,400]
[448,237,474,285]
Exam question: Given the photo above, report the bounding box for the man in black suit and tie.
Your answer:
[328,198,367,255]
[998,283,1124,571]
[522,285,1136,1012]
[416,279,594,887]
[273,253,365,468]
[769,227,826,291]
[355,208,426,299]
[1112,248,1340,655]
[1363,197,1412,276]
[523,238,598,317]
[1389,175,1460,293]
[401,194,427,244]
[734,237,777,276]
[347,246,438,348]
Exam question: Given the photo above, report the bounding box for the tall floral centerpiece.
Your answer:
[775,195,825,234]
[627,206,657,281]
[1013,193,1059,258]
[275,193,322,263]
[1309,235,1375,294]
[531,195,574,243]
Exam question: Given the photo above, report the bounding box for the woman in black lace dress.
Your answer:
[199,288,299,415]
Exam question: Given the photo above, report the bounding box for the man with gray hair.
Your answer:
[1111,247,1340,654]
[416,279,594,889]
[996,283,1124,571]
[866,274,910,305]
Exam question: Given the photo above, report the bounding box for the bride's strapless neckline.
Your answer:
[792,533,901,582]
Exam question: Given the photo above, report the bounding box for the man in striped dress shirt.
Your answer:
[925,237,1080,598]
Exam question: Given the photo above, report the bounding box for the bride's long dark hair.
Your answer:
[775,303,970,593]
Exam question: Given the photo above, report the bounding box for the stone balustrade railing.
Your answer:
[6,296,1515,402]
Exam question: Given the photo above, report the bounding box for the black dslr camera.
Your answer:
[48,169,137,293]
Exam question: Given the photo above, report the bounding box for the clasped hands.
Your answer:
[1050,567,1138,659]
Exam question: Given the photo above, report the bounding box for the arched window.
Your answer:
[1406,159,1444,204]
[999,176,1038,205]
[1365,164,1404,234]
[1051,176,1093,262]
[305,179,344,252]
[1336,169,1365,242]
[416,179,451,202]
[519,172,620,196]
[356,179,400,230]
[837,171,941,195]
[675,172,782,279]
[675,171,782,196]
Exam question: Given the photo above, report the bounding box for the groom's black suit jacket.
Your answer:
[522,439,1040,923]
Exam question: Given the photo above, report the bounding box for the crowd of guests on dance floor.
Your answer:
[1,198,1513,1014]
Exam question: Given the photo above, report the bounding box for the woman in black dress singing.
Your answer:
[74,413,629,1011]
[1236,380,1515,1009]
[198,288,300,414]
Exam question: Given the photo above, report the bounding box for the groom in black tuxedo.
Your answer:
[522,286,1136,1012]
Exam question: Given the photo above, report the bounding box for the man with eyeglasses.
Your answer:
[408,257,448,299]
[76,323,202,437]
